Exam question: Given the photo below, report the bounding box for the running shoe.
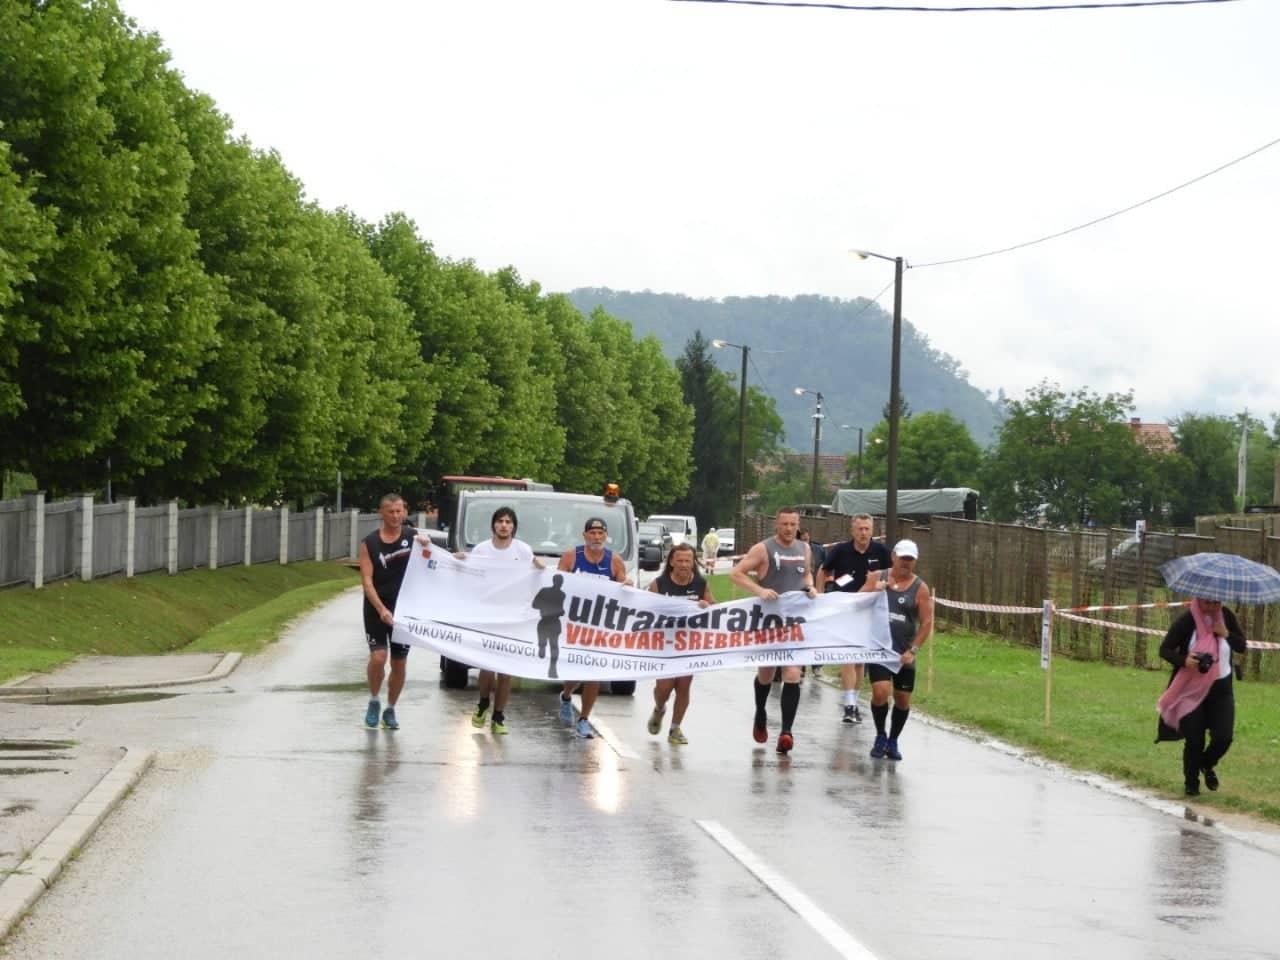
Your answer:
[575,717,594,739]
[667,726,688,746]
[559,698,574,726]
[364,699,380,729]
[852,706,863,724]
[381,707,399,731]
[842,705,855,724]
[870,732,888,758]
[471,705,488,729]
[752,710,768,744]
[885,737,902,761]
[776,732,794,755]
[491,719,509,736]
[1202,765,1219,791]
[647,707,664,735]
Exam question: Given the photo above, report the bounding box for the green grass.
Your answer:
[911,624,1280,823]
[0,562,359,681]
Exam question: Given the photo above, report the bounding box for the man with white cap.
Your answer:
[868,539,933,762]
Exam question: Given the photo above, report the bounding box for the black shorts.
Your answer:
[364,602,410,660]
[867,661,915,693]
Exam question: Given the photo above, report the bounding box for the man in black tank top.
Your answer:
[646,544,715,746]
[867,539,934,763]
[358,494,418,731]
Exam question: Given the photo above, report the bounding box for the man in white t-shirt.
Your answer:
[467,506,541,735]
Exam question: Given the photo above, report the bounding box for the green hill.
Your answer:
[565,289,1000,452]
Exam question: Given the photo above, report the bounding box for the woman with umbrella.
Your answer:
[1156,552,1280,796]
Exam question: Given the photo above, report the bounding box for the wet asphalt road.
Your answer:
[4,588,1279,960]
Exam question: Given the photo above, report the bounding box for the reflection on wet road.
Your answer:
[5,591,1279,960]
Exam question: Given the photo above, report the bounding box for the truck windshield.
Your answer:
[461,495,633,559]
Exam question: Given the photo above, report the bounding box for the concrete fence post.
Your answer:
[314,507,324,561]
[125,497,137,578]
[244,505,253,566]
[79,493,94,581]
[167,500,179,575]
[349,508,359,560]
[208,506,219,571]
[279,505,289,565]
[417,511,427,530]
[24,491,45,589]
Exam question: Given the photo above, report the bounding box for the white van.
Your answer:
[646,514,697,549]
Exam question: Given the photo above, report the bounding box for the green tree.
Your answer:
[1169,413,1237,524]
[672,332,737,526]
[857,411,981,489]
[0,0,220,493]
[981,383,1165,526]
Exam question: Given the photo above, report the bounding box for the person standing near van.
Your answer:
[730,507,817,755]
[468,507,541,735]
[359,494,417,731]
[647,543,715,745]
[557,517,628,738]
[701,527,720,574]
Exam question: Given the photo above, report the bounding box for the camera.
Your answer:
[1192,652,1215,674]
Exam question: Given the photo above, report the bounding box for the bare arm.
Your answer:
[730,542,776,601]
[358,543,394,625]
[900,582,934,665]
[557,550,575,572]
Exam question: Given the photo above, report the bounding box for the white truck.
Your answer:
[645,513,697,549]
[439,486,641,694]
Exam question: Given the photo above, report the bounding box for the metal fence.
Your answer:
[0,494,411,590]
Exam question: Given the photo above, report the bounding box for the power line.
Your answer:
[913,133,1280,269]
[847,279,896,322]
[670,0,1237,12]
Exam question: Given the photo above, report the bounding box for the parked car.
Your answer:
[1087,533,1177,586]
[717,528,736,557]
[638,521,673,571]
[646,513,697,548]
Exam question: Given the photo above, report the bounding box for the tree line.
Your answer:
[814,383,1277,530]
[0,1,704,515]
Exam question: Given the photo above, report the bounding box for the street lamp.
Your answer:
[794,387,824,504]
[852,249,905,544]
[712,339,749,546]
[839,424,864,486]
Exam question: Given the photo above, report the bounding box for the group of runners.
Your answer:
[357,495,933,762]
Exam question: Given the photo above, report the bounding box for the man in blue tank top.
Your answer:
[730,507,817,755]
[556,516,628,738]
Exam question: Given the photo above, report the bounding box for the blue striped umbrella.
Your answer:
[1158,552,1280,605]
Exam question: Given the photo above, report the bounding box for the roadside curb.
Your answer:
[0,747,154,942]
[0,652,242,700]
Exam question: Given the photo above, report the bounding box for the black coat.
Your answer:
[1154,606,1247,742]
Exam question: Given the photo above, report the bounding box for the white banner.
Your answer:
[391,550,897,682]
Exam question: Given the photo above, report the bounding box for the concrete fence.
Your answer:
[0,494,431,589]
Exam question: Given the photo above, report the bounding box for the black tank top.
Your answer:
[654,569,707,600]
[364,525,417,604]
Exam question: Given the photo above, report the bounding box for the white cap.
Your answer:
[892,539,919,559]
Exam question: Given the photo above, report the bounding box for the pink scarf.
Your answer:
[1157,600,1223,731]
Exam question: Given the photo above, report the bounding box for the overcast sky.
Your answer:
[119,0,1279,426]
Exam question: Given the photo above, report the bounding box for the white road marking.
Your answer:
[586,715,639,759]
[695,819,880,960]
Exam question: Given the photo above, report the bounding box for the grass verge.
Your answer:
[0,562,359,682]
[713,572,1280,824]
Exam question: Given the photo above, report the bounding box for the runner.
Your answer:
[467,507,541,735]
[557,516,629,738]
[730,507,817,755]
[868,539,934,762]
[818,513,892,724]
[646,543,714,745]
[358,494,417,731]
